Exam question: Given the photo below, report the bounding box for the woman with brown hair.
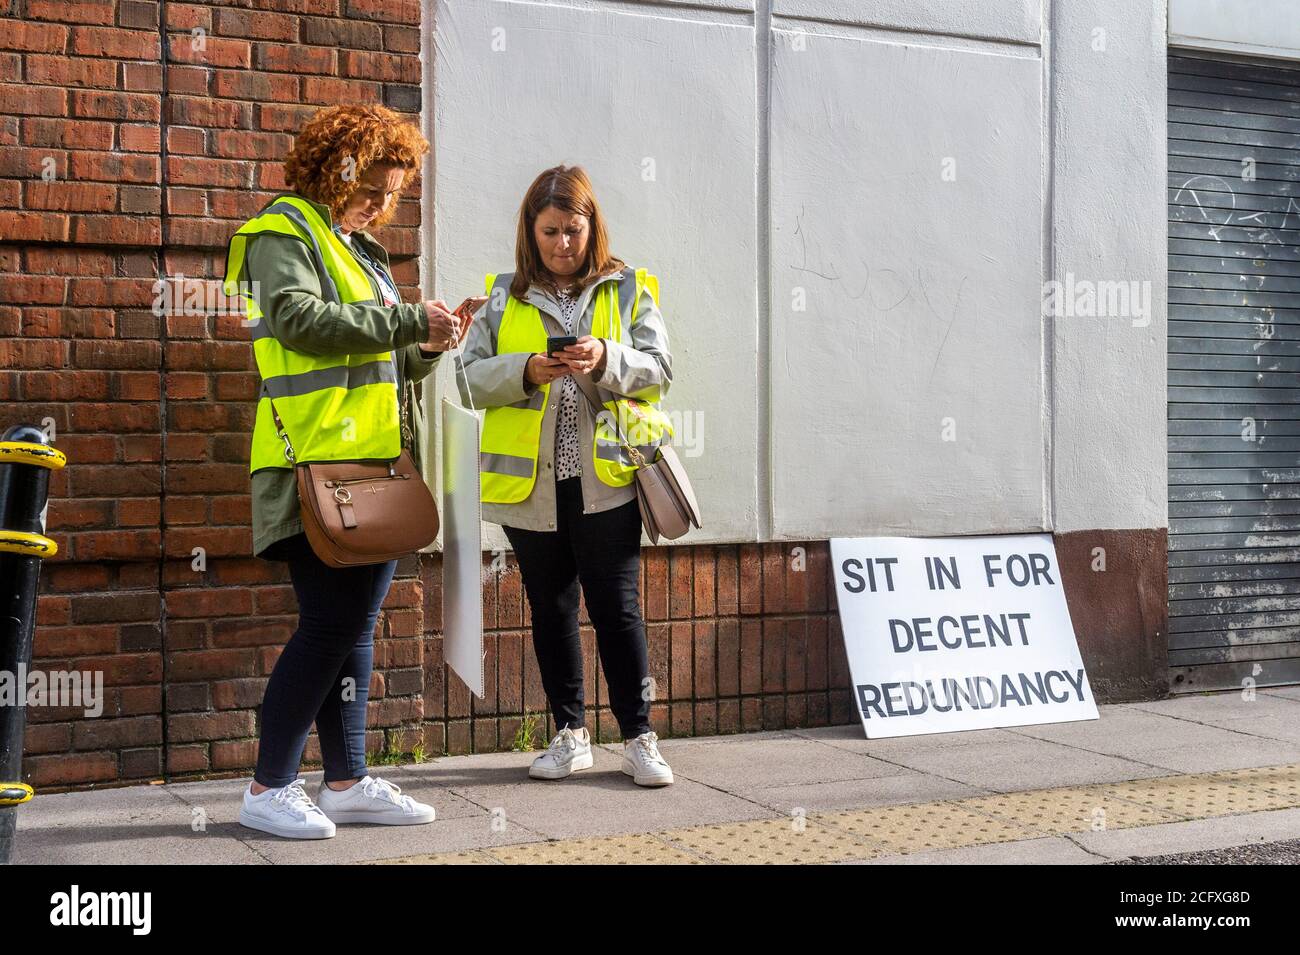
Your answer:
[458,165,676,786]
[224,104,469,838]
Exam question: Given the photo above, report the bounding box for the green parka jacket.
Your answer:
[234,192,441,559]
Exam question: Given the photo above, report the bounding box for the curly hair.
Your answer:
[283,104,429,229]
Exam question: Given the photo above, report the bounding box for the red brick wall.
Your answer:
[0,0,855,790]
[449,544,850,755]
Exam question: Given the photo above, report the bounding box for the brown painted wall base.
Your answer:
[1054,528,1169,702]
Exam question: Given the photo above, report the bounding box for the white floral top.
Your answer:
[553,287,582,479]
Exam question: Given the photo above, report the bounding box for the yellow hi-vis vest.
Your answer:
[479,268,674,504]
[223,194,402,474]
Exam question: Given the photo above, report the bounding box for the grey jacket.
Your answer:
[455,265,672,531]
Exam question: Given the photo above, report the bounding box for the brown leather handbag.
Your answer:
[627,442,700,544]
[270,398,439,568]
[575,376,701,544]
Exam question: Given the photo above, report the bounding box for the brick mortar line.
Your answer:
[26,699,854,752]
[156,1,174,784]
[452,692,851,731]
[478,603,843,744]
[478,610,842,631]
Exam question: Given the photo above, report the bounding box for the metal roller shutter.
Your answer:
[1168,50,1300,692]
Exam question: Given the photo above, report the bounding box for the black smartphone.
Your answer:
[546,335,578,357]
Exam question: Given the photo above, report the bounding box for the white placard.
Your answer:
[441,398,484,698]
[830,534,1098,739]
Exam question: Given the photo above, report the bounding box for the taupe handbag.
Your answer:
[575,375,701,544]
[269,394,439,568]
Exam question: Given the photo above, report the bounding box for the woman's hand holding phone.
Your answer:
[525,352,570,386]
[420,295,484,353]
[452,295,486,346]
[420,299,459,352]
[554,335,605,375]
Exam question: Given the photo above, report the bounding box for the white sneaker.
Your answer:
[622,731,673,787]
[239,778,337,839]
[315,775,436,825]
[529,726,593,780]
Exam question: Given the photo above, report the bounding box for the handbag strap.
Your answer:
[449,325,477,414]
[571,372,649,469]
[266,394,296,463]
[264,358,412,465]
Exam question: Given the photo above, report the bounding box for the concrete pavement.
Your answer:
[13,687,1300,864]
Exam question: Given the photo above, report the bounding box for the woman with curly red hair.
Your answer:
[224,104,465,839]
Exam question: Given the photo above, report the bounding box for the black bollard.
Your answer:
[0,424,65,865]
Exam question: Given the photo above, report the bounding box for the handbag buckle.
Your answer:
[280,432,295,463]
[333,486,353,504]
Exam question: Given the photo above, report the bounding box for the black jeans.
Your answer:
[504,477,651,739]
[254,533,397,788]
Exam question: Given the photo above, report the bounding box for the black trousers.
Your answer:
[503,477,652,739]
[253,533,396,788]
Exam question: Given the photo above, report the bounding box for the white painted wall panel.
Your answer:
[430,0,761,545]
[1051,0,1169,532]
[1171,0,1300,61]
[774,0,1040,44]
[768,32,1046,538]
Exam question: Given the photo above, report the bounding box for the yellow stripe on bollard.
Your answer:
[0,441,67,470]
[0,783,34,807]
[0,530,58,558]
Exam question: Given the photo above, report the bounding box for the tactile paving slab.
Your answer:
[486,833,705,865]
[659,817,883,864]
[374,850,498,865]
[1203,763,1300,802]
[1101,773,1297,817]
[820,801,1038,854]
[955,785,1184,833]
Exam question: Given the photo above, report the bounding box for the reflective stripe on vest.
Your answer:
[587,269,672,484]
[478,268,674,504]
[224,194,401,473]
[477,272,547,501]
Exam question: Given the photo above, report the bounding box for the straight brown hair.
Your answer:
[510,165,625,300]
